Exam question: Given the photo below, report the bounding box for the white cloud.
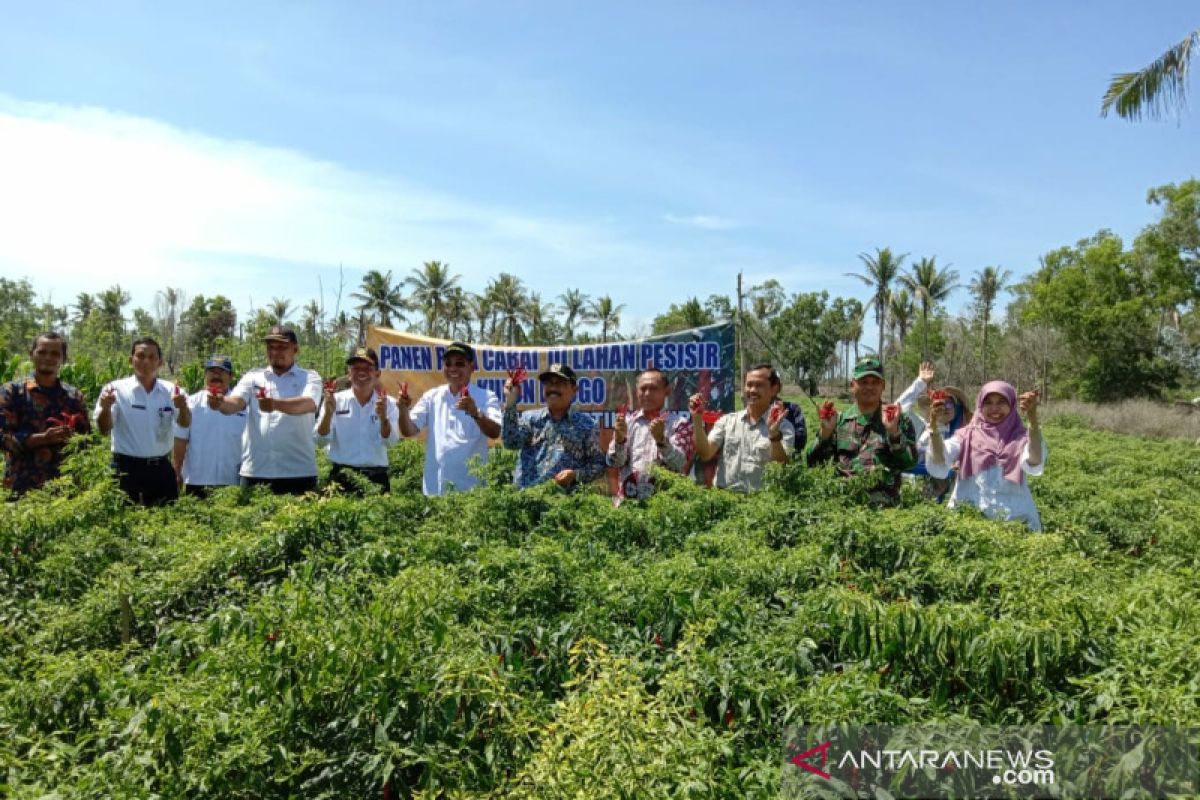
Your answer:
[663,213,739,230]
[0,95,663,315]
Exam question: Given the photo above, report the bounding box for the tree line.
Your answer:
[2,180,1197,403]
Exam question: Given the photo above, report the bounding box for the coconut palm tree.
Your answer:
[899,256,960,359]
[406,260,461,337]
[589,295,625,341]
[969,265,1012,378]
[351,270,407,329]
[96,285,130,339]
[265,297,293,327]
[887,289,914,388]
[846,247,906,358]
[1102,29,1199,121]
[557,288,591,341]
[487,273,529,345]
[443,287,472,341]
[525,293,558,344]
[300,300,323,345]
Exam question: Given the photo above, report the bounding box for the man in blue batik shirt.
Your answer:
[501,363,605,491]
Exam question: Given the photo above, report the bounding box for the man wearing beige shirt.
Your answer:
[689,363,793,493]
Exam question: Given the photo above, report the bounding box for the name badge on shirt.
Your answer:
[131,404,146,410]
[336,409,350,415]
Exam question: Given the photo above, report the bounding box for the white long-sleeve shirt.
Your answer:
[927,435,1049,531]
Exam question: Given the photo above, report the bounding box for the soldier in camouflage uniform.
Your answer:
[807,356,916,506]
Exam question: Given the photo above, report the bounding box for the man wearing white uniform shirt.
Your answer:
[316,347,400,494]
[398,341,502,496]
[95,337,191,505]
[207,325,322,495]
[172,355,247,497]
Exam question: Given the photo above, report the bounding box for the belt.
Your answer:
[113,452,171,467]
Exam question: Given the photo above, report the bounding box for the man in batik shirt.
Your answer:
[502,363,605,491]
[807,356,917,506]
[0,332,91,494]
[607,367,694,499]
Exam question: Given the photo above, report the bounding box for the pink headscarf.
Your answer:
[956,381,1028,484]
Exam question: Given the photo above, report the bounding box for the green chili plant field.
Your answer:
[1,418,1197,798]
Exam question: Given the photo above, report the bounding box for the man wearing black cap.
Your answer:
[172,355,247,497]
[207,325,323,495]
[316,347,399,494]
[807,355,916,506]
[501,362,605,490]
[397,341,502,496]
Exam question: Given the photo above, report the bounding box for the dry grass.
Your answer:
[1044,399,1200,442]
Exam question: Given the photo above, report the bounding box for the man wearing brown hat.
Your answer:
[807,355,917,506]
[207,325,323,494]
[316,347,399,494]
[501,362,605,491]
[397,341,502,496]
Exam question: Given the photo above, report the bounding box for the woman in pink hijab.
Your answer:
[925,380,1047,531]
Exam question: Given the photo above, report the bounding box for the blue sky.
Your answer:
[0,1,1195,342]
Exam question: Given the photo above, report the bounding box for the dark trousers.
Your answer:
[329,464,390,495]
[239,475,318,495]
[112,453,179,507]
[183,484,237,499]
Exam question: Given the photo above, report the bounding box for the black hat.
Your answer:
[444,341,476,363]
[263,325,298,344]
[538,363,577,384]
[346,346,379,367]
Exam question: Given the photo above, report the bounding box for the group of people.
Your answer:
[0,327,1047,530]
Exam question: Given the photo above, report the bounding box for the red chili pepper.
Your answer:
[397,381,410,402]
[724,708,736,728]
[702,410,722,425]
[255,386,267,400]
[929,389,949,403]
[460,385,469,399]
[819,401,837,421]
[689,394,708,415]
[173,384,182,398]
[507,366,527,386]
[654,633,663,648]
[768,401,786,426]
[883,403,900,424]
[616,403,627,417]
[324,380,337,394]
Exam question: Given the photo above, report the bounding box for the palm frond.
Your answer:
[1102,31,1198,121]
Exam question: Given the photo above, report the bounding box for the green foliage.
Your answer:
[1,391,1199,796]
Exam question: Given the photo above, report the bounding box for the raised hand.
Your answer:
[688,393,707,416]
[396,381,411,411]
[648,413,666,445]
[374,387,387,417]
[919,360,936,383]
[1018,390,1040,422]
[767,401,786,439]
[99,384,116,412]
[882,403,902,436]
[172,384,187,411]
[613,405,628,444]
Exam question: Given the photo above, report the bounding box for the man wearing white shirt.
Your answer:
[95,337,191,505]
[206,325,322,495]
[172,355,247,497]
[398,341,502,496]
[316,347,400,494]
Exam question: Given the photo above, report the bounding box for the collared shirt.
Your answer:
[0,377,91,492]
[315,389,400,468]
[174,390,247,486]
[502,405,605,490]
[92,375,182,459]
[807,406,917,505]
[408,383,502,496]
[230,365,323,479]
[927,436,1048,531]
[707,408,795,493]
[606,408,694,499]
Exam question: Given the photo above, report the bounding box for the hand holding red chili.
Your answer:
[396,381,411,407]
[688,393,707,416]
[882,403,901,433]
[818,400,837,421]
